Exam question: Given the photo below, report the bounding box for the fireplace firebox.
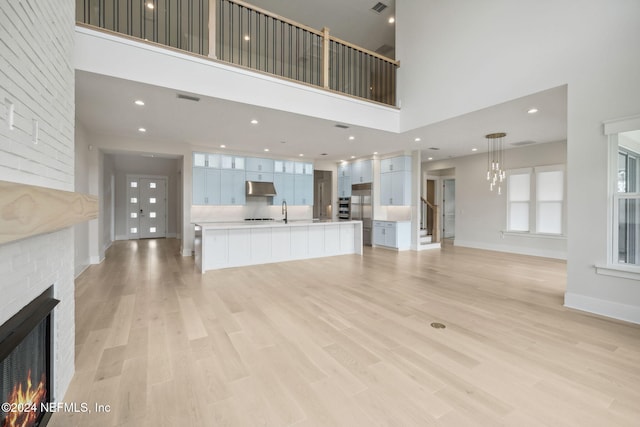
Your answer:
[0,287,58,427]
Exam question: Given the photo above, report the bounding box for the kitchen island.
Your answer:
[194,220,363,273]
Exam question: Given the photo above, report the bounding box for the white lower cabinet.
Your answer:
[372,220,411,250]
[196,221,363,272]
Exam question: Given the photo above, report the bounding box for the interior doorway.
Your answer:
[443,178,456,239]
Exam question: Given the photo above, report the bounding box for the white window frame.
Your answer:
[505,164,566,236]
[596,114,640,280]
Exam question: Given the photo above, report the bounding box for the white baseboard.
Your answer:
[74,260,90,278]
[454,239,567,260]
[167,233,177,238]
[115,234,128,241]
[89,255,103,264]
[412,242,441,251]
[564,292,640,325]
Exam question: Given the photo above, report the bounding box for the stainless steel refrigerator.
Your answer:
[351,183,373,246]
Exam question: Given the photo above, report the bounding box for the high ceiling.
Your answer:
[247,0,397,58]
[75,0,567,164]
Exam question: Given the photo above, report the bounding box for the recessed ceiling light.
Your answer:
[146,2,154,9]
[339,160,345,163]
[388,17,395,24]
[351,156,356,159]
[138,127,146,132]
[264,148,269,152]
[414,137,421,142]
[428,157,433,160]
[528,108,539,114]
[251,119,258,124]
[134,100,145,106]
[299,154,304,157]
[471,148,478,152]
[349,136,355,140]
[220,144,226,148]
[244,35,250,41]
[373,152,378,155]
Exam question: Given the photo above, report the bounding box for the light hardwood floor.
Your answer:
[50,239,640,426]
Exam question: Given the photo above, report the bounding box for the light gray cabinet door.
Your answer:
[294,174,313,205]
[220,170,246,205]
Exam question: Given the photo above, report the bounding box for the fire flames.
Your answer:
[2,370,46,427]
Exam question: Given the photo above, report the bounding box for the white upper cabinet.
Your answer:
[379,156,412,206]
[351,159,372,184]
[338,162,352,177]
[274,160,295,174]
[246,157,274,173]
[380,156,411,173]
[294,161,313,175]
[193,152,220,168]
[221,155,245,170]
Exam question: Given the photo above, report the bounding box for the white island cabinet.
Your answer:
[194,220,363,273]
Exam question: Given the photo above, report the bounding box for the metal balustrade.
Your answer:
[77,0,398,106]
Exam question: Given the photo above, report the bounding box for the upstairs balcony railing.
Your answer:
[76,0,399,106]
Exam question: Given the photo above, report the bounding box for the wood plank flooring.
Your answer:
[49,239,640,426]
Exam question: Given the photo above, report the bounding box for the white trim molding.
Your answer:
[565,292,640,324]
[595,263,640,281]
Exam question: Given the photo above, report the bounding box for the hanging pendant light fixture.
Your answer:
[486,132,507,194]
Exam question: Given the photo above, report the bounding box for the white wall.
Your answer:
[74,123,91,277]
[111,154,180,239]
[398,0,640,323]
[0,0,76,400]
[75,26,400,133]
[425,141,567,258]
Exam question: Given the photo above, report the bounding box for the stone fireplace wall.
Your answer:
[0,0,76,400]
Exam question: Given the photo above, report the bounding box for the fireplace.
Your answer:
[0,287,58,427]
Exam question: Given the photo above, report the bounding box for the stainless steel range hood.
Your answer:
[246,181,277,197]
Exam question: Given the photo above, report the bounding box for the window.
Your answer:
[507,165,565,235]
[507,171,530,231]
[150,182,156,188]
[130,181,138,188]
[599,114,640,277]
[614,136,640,265]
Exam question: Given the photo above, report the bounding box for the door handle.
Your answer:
[140,209,145,217]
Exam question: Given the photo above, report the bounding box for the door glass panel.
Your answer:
[150,212,156,218]
[131,227,137,233]
[130,197,138,203]
[150,182,156,188]
[131,212,137,218]
[150,227,156,233]
[130,181,138,188]
[150,197,156,204]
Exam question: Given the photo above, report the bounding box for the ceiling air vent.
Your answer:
[428,147,440,151]
[335,124,350,129]
[177,93,200,102]
[371,2,388,13]
[510,140,536,146]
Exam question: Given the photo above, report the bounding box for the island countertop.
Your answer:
[195,219,362,230]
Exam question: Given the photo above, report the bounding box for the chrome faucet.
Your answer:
[282,200,288,224]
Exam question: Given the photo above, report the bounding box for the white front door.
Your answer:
[127,176,167,239]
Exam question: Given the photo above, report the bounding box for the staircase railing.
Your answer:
[421,196,440,243]
[76,0,399,106]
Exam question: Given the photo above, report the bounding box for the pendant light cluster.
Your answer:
[486,132,507,194]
